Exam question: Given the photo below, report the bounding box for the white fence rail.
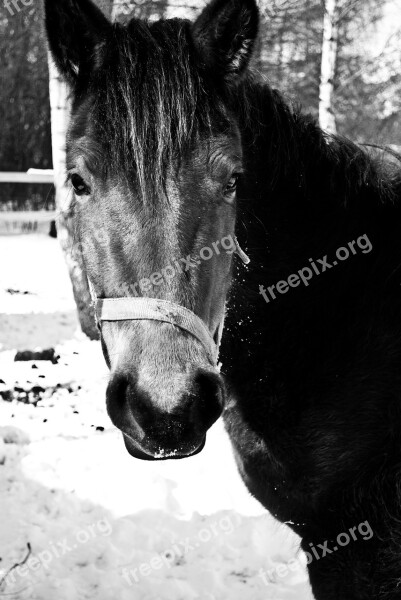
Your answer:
[0,170,55,235]
[0,171,54,184]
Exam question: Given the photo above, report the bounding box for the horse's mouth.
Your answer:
[122,433,206,461]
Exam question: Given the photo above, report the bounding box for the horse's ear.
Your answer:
[191,0,259,83]
[45,0,111,85]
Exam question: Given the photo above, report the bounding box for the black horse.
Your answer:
[45,0,401,597]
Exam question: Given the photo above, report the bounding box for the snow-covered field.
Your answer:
[0,233,313,600]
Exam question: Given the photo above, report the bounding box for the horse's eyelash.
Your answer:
[65,172,76,183]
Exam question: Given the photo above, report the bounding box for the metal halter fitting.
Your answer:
[95,237,250,366]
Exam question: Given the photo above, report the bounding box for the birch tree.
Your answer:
[319,0,339,133]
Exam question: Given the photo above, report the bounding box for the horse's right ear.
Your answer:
[45,0,111,85]
[191,0,259,84]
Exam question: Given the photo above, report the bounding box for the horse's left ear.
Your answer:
[191,0,259,83]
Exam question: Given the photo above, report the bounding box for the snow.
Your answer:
[0,233,313,599]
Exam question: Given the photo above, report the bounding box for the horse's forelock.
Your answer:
[79,18,230,202]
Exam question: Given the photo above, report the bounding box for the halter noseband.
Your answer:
[95,237,250,366]
[96,297,221,365]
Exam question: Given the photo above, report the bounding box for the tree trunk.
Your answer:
[319,0,338,134]
[48,56,99,340]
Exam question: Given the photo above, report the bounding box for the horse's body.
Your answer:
[45,0,401,597]
[222,81,401,598]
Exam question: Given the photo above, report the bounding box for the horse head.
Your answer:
[45,0,258,459]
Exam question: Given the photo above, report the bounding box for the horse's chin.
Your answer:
[123,433,206,461]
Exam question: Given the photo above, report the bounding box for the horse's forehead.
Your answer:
[67,127,242,181]
[206,131,243,165]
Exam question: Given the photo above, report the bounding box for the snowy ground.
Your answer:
[0,233,313,600]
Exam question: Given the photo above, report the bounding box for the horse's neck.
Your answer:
[229,82,374,325]
[236,79,397,263]
[235,81,330,275]
[222,80,401,382]
[239,80,324,212]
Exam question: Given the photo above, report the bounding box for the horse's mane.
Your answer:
[323,134,401,206]
[236,76,401,208]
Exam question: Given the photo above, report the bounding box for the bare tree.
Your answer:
[319,0,339,133]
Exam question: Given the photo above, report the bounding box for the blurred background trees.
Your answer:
[254,0,401,143]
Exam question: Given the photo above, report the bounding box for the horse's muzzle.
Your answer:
[106,368,225,460]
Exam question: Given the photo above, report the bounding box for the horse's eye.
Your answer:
[70,174,90,196]
[224,174,239,198]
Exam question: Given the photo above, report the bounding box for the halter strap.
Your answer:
[96,297,219,365]
[95,238,250,367]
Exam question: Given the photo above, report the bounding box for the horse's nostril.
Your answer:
[106,371,134,411]
[191,369,225,430]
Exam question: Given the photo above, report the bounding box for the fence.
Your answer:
[0,170,56,235]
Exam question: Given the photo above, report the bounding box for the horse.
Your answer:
[45,0,401,597]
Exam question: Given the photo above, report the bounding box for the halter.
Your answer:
[95,237,250,366]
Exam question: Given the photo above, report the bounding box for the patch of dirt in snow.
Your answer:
[0,233,313,599]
